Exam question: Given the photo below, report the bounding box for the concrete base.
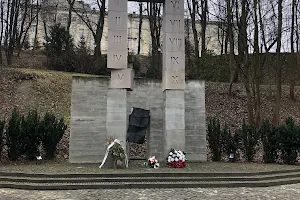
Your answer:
[106,88,127,151]
[70,77,206,163]
[163,90,185,158]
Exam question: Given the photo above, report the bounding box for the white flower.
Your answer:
[168,157,171,163]
[169,152,173,156]
[172,154,176,158]
[171,158,175,162]
[175,158,179,162]
[174,150,178,154]
[182,158,185,162]
[154,163,160,169]
[177,153,180,157]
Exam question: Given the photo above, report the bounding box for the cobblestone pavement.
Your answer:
[1,184,300,200]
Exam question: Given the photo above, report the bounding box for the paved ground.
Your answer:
[1,184,300,200]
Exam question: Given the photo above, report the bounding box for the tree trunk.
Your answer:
[32,0,39,55]
[188,0,199,59]
[200,0,208,56]
[137,3,143,55]
[67,0,75,34]
[290,0,296,100]
[272,0,283,125]
[0,0,4,65]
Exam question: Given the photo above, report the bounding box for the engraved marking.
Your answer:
[113,35,122,43]
[172,75,180,83]
[169,38,182,45]
[171,0,180,9]
[170,19,181,27]
[113,55,122,61]
[118,74,124,80]
[115,16,121,24]
[171,57,179,64]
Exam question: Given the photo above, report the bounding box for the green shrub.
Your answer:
[40,113,67,159]
[239,120,259,162]
[277,117,300,164]
[6,108,23,161]
[260,119,278,163]
[207,118,222,161]
[21,110,42,160]
[221,123,240,161]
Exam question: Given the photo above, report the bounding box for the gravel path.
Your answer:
[1,184,300,200]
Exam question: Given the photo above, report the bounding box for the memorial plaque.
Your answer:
[108,30,128,50]
[108,11,127,31]
[110,68,134,90]
[107,49,128,69]
[108,0,127,12]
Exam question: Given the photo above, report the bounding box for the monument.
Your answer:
[69,0,206,163]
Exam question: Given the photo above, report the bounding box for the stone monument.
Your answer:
[69,0,206,163]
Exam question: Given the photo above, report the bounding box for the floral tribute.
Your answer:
[167,149,187,168]
[144,156,160,169]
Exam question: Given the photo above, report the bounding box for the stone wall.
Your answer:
[69,76,206,163]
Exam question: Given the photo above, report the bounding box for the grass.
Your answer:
[1,160,299,174]
[0,67,100,123]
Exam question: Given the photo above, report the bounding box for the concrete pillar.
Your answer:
[107,0,133,152]
[163,0,185,158]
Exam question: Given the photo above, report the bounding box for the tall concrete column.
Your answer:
[163,0,185,157]
[107,0,133,150]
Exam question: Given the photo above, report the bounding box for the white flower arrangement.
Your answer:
[167,149,187,168]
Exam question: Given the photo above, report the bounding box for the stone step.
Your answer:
[2,172,300,183]
[1,169,300,178]
[2,177,300,190]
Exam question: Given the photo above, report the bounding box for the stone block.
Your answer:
[107,49,128,69]
[110,68,134,90]
[164,33,185,52]
[108,11,127,31]
[163,51,185,70]
[108,30,128,50]
[164,0,184,15]
[108,0,127,12]
[162,70,185,90]
[163,14,185,34]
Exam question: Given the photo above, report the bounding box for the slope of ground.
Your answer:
[1,68,300,160]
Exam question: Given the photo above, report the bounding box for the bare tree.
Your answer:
[146,2,162,78]
[0,0,4,65]
[66,0,75,34]
[73,0,106,63]
[290,0,297,100]
[187,0,200,59]
[272,0,283,125]
[199,0,208,56]
[137,3,143,55]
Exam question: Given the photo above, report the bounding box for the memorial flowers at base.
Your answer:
[167,149,187,168]
[144,156,160,169]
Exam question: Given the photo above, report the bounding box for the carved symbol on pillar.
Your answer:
[171,57,179,64]
[113,35,122,43]
[118,74,124,80]
[172,75,180,83]
[170,20,181,27]
[113,55,122,61]
[115,16,121,24]
[171,0,180,9]
[169,38,182,46]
